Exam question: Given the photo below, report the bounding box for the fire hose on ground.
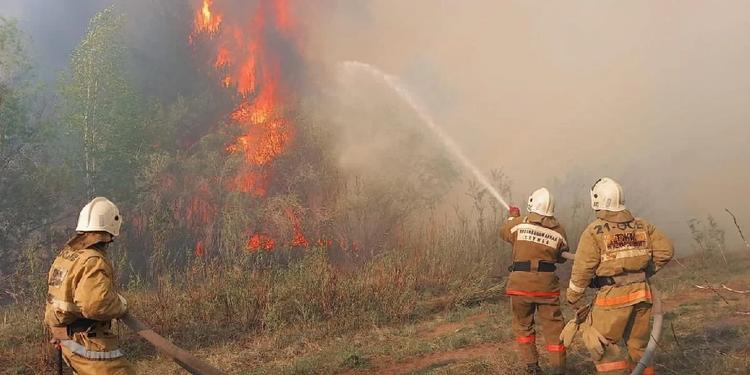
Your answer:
[120,313,225,375]
[560,251,663,375]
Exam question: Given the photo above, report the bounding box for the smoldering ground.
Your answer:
[4,0,750,251]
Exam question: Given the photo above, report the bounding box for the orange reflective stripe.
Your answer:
[546,344,565,352]
[596,360,630,372]
[643,367,655,375]
[516,335,536,344]
[595,289,652,306]
[506,289,560,297]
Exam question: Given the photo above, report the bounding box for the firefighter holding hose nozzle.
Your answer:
[563,178,673,375]
[501,188,569,375]
[45,197,135,375]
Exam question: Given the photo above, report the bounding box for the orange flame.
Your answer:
[192,0,305,249]
[195,240,206,257]
[194,0,222,34]
[285,208,308,247]
[247,233,275,251]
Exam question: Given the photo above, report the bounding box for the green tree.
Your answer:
[59,6,147,201]
[0,16,28,148]
[0,17,69,277]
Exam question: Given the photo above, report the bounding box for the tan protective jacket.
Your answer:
[45,244,126,328]
[567,210,674,308]
[500,213,569,297]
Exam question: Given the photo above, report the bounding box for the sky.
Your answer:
[3,0,750,251]
[0,0,111,80]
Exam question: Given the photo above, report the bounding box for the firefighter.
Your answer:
[45,197,135,375]
[566,178,673,375]
[501,188,568,375]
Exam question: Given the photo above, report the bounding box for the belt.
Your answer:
[66,318,101,336]
[508,261,557,273]
[590,272,647,288]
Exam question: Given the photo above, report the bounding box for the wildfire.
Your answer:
[191,0,306,251]
[286,208,309,247]
[247,233,275,251]
[194,0,222,34]
[195,240,206,257]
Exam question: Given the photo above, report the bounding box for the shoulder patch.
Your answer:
[48,267,67,287]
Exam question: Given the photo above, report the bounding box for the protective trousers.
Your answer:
[61,328,135,375]
[590,301,654,374]
[511,296,566,373]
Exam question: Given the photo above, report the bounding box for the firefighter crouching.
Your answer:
[565,178,674,375]
[501,188,569,375]
[45,197,135,375]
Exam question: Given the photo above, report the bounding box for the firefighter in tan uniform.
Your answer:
[45,197,135,375]
[566,178,673,375]
[501,188,568,375]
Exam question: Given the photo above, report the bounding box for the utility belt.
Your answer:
[49,318,100,341]
[508,260,557,273]
[67,318,103,337]
[589,272,647,289]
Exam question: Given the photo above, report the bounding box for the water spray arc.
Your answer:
[342,61,660,375]
[340,61,511,211]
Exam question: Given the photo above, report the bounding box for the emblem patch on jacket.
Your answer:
[511,223,564,249]
[601,230,650,262]
[48,267,67,287]
[604,231,648,251]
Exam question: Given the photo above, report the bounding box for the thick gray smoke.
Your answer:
[0,0,113,81]
[4,1,750,251]
[303,1,750,251]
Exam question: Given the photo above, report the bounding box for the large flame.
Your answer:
[194,0,222,35]
[191,0,306,251]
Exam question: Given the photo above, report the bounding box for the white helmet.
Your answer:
[76,197,122,237]
[527,187,555,216]
[590,177,626,212]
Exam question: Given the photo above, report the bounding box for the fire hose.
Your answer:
[120,313,225,375]
[560,251,662,375]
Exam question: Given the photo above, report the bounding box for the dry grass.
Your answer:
[0,217,507,374]
[2,225,750,374]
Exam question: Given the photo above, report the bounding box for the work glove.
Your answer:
[574,304,591,323]
[581,324,609,361]
[560,319,579,347]
[560,303,592,347]
[566,289,584,306]
[509,206,521,218]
